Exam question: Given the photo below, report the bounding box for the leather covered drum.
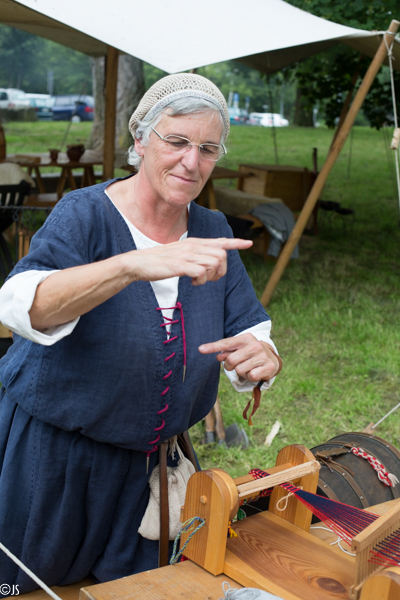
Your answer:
[311,432,400,509]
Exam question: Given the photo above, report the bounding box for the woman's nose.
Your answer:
[180,145,200,169]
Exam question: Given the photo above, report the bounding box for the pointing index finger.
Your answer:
[198,337,245,354]
[193,237,253,250]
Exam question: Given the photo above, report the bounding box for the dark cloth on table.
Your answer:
[0,176,270,590]
[249,203,299,259]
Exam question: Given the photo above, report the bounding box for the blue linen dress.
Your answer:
[0,177,271,591]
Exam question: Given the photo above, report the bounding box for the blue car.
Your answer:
[52,95,94,122]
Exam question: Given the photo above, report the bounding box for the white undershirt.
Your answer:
[0,195,277,392]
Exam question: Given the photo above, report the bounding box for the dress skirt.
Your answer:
[0,392,172,592]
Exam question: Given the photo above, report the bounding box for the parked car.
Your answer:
[248,113,262,126]
[25,93,54,121]
[249,112,289,127]
[51,95,94,122]
[228,107,249,125]
[0,88,30,109]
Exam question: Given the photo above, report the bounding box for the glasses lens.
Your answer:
[200,144,223,161]
[163,136,190,153]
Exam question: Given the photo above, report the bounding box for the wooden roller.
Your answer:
[180,444,320,575]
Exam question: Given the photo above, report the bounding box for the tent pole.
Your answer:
[260,19,400,307]
[103,46,119,181]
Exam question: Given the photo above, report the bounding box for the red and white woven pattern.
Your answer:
[351,446,399,487]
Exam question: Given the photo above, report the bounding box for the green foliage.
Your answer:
[198,62,296,115]
[285,0,400,128]
[144,60,296,116]
[0,24,92,95]
[0,25,41,89]
[3,0,399,129]
[287,0,397,30]
[143,63,168,91]
[363,71,400,129]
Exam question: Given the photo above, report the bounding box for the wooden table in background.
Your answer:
[6,151,103,195]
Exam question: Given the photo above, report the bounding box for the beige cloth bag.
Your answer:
[138,439,196,540]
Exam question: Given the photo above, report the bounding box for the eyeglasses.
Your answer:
[150,127,227,162]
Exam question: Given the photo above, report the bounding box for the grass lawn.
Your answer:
[196,125,400,476]
[3,122,400,478]
[2,121,93,155]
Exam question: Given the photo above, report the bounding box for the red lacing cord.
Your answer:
[144,302,186,472]
[156,302,186,382]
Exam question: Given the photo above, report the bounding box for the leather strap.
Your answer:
[327,462,370,508]
[158,432,198,566]
[158,441,169,567]
[178,431,199,472]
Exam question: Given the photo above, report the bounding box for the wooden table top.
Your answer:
[239,163,310,173]
[210,166,252,180]
[81,561,240,600]
[5,151,103,168]
[18,500,400,600]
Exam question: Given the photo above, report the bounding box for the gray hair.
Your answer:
[127,97,226,170]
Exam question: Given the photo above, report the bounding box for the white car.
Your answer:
[0,88,30,109]
[249,112,289,127]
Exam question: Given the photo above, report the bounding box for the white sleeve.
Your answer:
[224,320,278,392]
[0,270,80,346]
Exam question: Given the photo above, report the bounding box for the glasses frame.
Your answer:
[150,126,227,162]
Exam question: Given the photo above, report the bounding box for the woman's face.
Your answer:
[135,111,223,209]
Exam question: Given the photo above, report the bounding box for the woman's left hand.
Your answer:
[198,333,280,383]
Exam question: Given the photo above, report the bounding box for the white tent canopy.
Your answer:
[2,0,400,73]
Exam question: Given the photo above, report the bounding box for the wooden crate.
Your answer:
[238,164,318,231]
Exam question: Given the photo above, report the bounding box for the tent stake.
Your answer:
[103,46,119,181]
[260,19,400,307]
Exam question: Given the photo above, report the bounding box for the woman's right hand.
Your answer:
[29,237,252,330]
[128,237,252,285]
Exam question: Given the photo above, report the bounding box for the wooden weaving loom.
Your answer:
[180,444,400,600]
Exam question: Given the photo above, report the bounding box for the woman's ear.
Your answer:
[135,138,144,158]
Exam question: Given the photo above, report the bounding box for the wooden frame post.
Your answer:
[103,45,119,181]
[0,110,6,161]
[260,20,400,307]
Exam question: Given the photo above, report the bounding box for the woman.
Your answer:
[0,74,280,590]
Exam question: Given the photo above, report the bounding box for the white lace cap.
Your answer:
[129,73,230,141]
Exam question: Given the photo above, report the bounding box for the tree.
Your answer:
[88,54,144,151]
[0,24,91,94]
[0,24,145,150]
[285,0,400,128]
[0,26,41,89]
